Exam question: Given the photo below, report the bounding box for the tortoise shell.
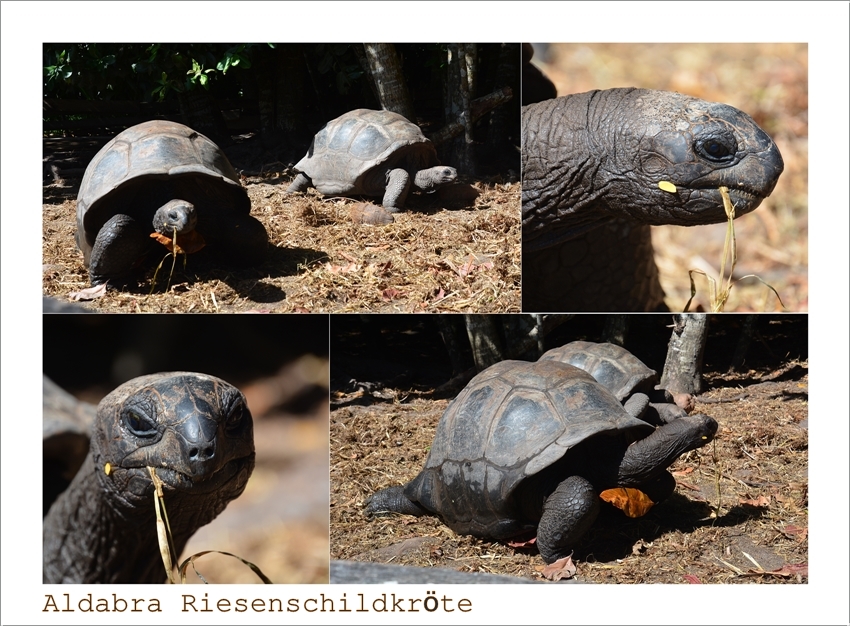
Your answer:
[539,341,658,402]
[403,359,653,539]
[293,109,439,196]
[75,120,250,265]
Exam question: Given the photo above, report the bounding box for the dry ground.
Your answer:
[532,42,808,312]
[329,316,808,584]
[42,171,520,313]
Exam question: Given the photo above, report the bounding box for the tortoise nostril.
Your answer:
[189,445,215,461]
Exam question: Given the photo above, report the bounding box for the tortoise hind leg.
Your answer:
[88,214,154,285]
[365,485,429,517]
[285,173,313,194]
[537,475,599,564]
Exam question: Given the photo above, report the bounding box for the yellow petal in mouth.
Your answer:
[658,180,678,193]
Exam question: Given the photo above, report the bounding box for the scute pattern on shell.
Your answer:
[404,360,653,539]
[539,341,658,401]
[293,109,438,195]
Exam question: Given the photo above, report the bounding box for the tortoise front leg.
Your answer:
[536,475,599,563]
[88,214,154,286]
[383,168,411,211]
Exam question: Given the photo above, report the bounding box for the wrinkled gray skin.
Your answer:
[285,109,457,211]
[366,360,717,564]
[43,373,255,583]
[76,120,268,286]
[522,88,785,311]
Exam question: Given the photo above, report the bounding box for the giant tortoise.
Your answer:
[521,88,784,311]
[43,372,255,583]
[75,120,268,286]
[285,109,457,211]
[366,359,716,564]
[540,341,690,423]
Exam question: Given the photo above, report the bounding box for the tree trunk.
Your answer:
[660,314,709,395]
[362,44,416,121]
[444,44,476,175]
[434,316,472,376]
[730,314,758,372]
[463,314,504,371]
[426,87,512,147]
[601,315,631,346]
[485,43,519,157]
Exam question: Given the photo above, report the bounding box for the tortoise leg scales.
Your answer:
[382,168,411,211]
[365,485,428,517]
[88,214,154,285]
[623,393,650,421]
[285,173,313,194]
[537,475,600,564]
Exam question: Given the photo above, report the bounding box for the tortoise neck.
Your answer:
[43,453,190,583]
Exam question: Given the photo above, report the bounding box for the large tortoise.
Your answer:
[540,341,689,423]
[43,372,255,583]
[285,109,457,211]
[521,88,785,311]
[366,359,717,564]
[76,120,268,286]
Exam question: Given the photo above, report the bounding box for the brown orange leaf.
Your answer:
[538,555,577,581]
[381,288,402,301]
[150,230,205,254]
[599,487,655,518]
[782,525,808,540]
[739,495,770,507]
[69,282,108,301]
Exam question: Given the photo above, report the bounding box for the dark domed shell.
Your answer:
[404,359,652,538]
[76,120,249,261]
[540,341,658,401]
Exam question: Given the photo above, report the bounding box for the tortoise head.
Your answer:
[152,200,198,236]
[90,372,255,521]
[617,413,717,486]
[414,166,458,192]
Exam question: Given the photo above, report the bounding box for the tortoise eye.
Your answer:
[697,136,736,162]
[123,409,157,437]
[225,399,247,431]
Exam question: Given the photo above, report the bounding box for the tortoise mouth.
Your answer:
[690,184,765,204]
[128,452,255,495]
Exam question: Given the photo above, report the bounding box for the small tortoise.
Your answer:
[540,341,689,423]
[75,120,268,286]
[285,109,457,211]
[43,372,255,583]
[366,359,716,564]
[521,88,785,311]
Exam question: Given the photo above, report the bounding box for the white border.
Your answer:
[3,2,847,625]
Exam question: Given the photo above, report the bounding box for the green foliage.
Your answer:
[43,43,260,102]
